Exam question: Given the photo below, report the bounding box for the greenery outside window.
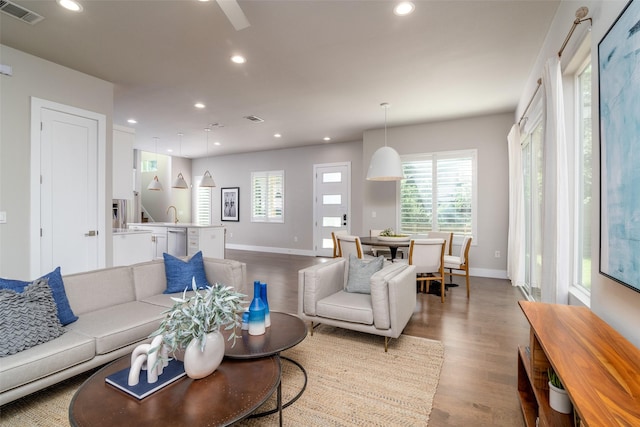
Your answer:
[251,170,284,223]
[399,150,477,237]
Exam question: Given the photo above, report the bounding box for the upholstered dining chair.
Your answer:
[331,230,348,257]
[444,235,472,298]
[336,234,368,259]
[397,238,446,302]
[369,229,393,259]
[426,231,453,256]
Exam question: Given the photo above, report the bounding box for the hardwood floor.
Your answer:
[227,249,531,427]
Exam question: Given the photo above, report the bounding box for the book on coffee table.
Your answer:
[105,359,186,400]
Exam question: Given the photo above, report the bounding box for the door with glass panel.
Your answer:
[313,163,351,257]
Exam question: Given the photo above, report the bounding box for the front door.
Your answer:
[35,100,105,276]
[313,162,350,257]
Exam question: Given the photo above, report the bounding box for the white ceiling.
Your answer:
[1,0,559,158]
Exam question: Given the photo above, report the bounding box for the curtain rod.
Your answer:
[517,7,592,126]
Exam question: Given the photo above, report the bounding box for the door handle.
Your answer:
[84,230,98,237]
[343,214,347,226]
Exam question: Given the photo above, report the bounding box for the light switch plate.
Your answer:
[0,211,6,223]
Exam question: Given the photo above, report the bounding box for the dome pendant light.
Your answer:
[200,127,216,188]
[147,137,164,191]
[172,133,189,189]
[366,103,404,181]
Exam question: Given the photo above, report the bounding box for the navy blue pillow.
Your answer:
[0,267,78,326]
[163,251,209,294]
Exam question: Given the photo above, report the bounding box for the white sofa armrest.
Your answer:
[370,263,416,331]
[298,258,346,317]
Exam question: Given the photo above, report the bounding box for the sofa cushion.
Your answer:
[163,251,209,294]
[63,266,136,315]
[0,267,78,325]
[0,279,66,357]
[141,291,197,308]
[65,301,165,355]
[345,255,384,294]
[316,291,373,325]
[0,331,94,393]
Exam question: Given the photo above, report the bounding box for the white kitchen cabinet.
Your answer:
[129,225,167,259]
[188,227,225,259]
[112,231,153,266]
[113,125,134,200]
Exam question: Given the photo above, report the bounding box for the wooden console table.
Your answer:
[517,301,640,427]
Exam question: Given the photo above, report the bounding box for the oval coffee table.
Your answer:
[69,355,280,427]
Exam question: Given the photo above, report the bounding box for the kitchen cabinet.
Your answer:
[129,224,167,259]
[188,227,225,259]
[112,231,152,266]
[113,125,134,200]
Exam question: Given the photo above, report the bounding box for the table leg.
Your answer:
[278,377,283,427]
[390,247,398,260]
[248,356,307,419]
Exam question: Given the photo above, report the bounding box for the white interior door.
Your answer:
[314,162,350,257]
[39,107,101,275]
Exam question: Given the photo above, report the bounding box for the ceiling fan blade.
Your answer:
[216,0,250,31]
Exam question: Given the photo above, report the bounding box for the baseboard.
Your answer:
[226,244,316,257]
[469,268,507,279]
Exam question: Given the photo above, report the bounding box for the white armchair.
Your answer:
[298,257,416,351]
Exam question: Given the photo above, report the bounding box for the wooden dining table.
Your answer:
[359,236,410,261]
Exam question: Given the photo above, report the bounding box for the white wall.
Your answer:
[516,0,640,347]
[362,112,513,279]
[0,45,114,279]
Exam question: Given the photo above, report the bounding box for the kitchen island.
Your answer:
[128,223,226,259]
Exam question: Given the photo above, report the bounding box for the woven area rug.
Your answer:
[1,326,444,426]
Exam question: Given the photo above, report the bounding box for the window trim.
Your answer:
[251,170,285,223]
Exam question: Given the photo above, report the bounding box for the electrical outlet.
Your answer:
[372,211,377,218]
[495,251,501,258]
[229,232,233,238]
[294,236,298,242]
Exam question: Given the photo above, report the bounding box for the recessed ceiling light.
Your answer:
[394,2,415,16]
[57,0,83,12]
[231,55,247,64]
[213,142,221,146]
[127,118,137,124]
[274,133,282,138]
[194,102,206,109]
[167,149,173,153]
[323,137,331,141]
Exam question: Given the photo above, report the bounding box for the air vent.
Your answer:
[244,115,265,123]
[0,0,44,24]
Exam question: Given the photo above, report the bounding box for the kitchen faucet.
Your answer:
[167,205,178,224]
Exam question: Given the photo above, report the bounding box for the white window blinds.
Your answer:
[194,176,212,225]
[251,170,284,223]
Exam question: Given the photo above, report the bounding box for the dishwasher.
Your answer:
[167,228,187,257]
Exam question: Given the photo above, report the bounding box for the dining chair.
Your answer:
[369,229,393,259]
[336,234,367,259]
[444,235,472,298]
[426,231,453,256]
[331,230,348,257]
[396,238,446,302]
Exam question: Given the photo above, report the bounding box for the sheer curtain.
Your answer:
[541,56,570,304]
[507,124,525,287]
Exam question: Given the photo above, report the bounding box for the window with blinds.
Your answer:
[194,176,212,225]
[399,150,476,236]
[251,170,284,223]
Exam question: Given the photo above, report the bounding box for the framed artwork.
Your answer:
[221,187,240,222]
[598,0,640,293]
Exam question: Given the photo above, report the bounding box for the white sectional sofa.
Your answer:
[0,257,247,406]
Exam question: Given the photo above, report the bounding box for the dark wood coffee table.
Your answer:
[69,355,280,427]
[223,311,308,426]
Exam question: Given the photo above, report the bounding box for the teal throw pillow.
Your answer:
[345,254,384,294]
[0,267,78,326]
[163,251,209,294]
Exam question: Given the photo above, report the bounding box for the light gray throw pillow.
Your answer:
[345,254,385,294]
[0,278,65,357]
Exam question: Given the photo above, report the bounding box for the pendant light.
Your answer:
[200,127,216,188]
[147,137,163,191]
[171,133,189,189]
[366,103,404,181]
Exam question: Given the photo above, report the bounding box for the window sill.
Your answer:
[569,285,591,308]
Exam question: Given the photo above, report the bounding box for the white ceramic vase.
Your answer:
[548,382,572,414]
[183,330,225,379]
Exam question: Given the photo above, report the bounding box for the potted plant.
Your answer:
[548,367,572,414]
[150,278,246,379]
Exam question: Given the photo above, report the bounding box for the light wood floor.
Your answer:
[227,249,531,427]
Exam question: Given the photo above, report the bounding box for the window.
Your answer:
[194,176,212,225]
[251,170,284,223]
[575,60,592,292]
[140,159,157,172]
[399,150,477,237]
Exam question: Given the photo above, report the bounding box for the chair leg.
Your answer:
[440,280,445,303]
[384,336,389,352]
[310,322,314,336]
[465,270,470,298]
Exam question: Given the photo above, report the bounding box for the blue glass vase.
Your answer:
[259,282,271,328]
[248,281,266,335]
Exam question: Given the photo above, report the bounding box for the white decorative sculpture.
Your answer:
[128,335,168,386]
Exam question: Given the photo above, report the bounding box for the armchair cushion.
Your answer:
[345,255,384,294]
[316,291,373,325]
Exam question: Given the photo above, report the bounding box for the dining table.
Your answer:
[359,236,410,261]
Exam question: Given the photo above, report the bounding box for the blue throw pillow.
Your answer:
[345,254,385,294]
[163,251,209,294]
[0,267,78,326]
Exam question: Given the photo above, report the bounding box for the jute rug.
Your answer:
[1,326,444,426]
